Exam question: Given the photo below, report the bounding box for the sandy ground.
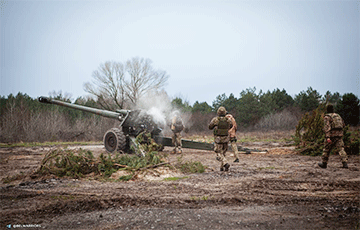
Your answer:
[0,143,359,230]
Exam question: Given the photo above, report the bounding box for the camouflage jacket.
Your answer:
[170,116,184,133]
[209,116,232,143]
[225,114,237,138]
[324,113,344,138]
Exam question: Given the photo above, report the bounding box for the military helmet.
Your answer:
[326,104,334,113]
[217,106,227,116]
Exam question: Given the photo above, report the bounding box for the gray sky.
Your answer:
[1,0,359,105]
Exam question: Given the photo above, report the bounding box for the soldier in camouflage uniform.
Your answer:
[209,106,233,171]
[318,104,348,169]
[225,112,240,162]
[170,111,184,154]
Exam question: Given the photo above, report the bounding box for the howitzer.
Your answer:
[38,96,163,156]
[38,97,263,155]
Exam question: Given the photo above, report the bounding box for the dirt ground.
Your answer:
[0,142,359,230]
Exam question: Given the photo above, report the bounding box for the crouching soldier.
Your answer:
[209,106,233,171]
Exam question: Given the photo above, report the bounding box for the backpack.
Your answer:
[172,117,184,132]
[327,113,343,130]
[214,116,230,136]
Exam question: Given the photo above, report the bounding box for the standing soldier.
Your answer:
[209,106,233,171]
[226,112,240,162]
[318,104,348,169]
[170,111,184,154]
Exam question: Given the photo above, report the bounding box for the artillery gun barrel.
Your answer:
[38,96,129,120]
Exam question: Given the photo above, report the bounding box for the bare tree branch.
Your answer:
[125,57,169,106]
[84,61,126,110]
[84,58,169,109]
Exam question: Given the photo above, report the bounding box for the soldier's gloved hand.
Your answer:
[326,138,332,144]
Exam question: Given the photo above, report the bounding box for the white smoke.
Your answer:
[147,107,166,128]
[135,90,190,136]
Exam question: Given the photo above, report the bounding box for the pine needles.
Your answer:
[294,104,326,156]
[34,148,169,180]
[37,148,96,178]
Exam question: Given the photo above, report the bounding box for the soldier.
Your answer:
[226,112,240,162]
[318,104,348,169]
[209,106,233,171]
[170,111,184,154]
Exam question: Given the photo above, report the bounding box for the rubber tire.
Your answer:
[103,128,127,153]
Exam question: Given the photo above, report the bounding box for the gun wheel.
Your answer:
[103,128,127,153]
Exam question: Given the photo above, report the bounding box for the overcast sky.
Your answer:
[1,0,359,105]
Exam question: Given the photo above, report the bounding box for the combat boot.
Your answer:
[176,148,182,154]
[342,162,348,169]
[224,163,230,171]
[234,158,239,163]
[318,162,327,169]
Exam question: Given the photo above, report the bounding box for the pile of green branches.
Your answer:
[36,148,97,178]
[132,131,164,156]
[175,155,206,173]
[293,104,359,156]
[34,147,208,181]
[293,105,326,155]
[98,150,166,178]
[35,148,168,179]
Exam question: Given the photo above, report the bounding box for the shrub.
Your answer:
[343,127,360,155]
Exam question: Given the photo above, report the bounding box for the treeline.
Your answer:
[0,87,359,143]
[0,93,117,143]
[174,87,359,131]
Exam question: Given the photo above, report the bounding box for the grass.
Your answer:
[185,135,213,143]
[190,195,210,201]
[163,176,189,181]
[2,172,27,184]
[237,130,294,143]
[186,130,295,143]
[117,175,133,182]
[1,130,295,149]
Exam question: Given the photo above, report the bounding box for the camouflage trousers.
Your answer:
[230,138,239,159]
[172,132,182,154]
[322,136,348,163]
[214,142,229,168]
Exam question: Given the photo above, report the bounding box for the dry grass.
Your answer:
[185,130,295,143]
[237,130,294,142]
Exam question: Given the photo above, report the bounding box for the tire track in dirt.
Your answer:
[1,145,359,229]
